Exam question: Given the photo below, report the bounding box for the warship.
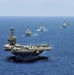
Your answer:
[37,22,45,31]
[25,25,33,36]
[61,21,69,28]
[4,27,52,61]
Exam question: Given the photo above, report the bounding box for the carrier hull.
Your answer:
[11,50,43,61]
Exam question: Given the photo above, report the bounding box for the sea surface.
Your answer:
[0,16,74,75]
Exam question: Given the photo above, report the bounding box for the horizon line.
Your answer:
[0,16,74,17]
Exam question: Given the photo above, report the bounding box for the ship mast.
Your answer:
[10,27,14,36]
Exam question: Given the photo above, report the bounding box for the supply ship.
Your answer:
[4,27,52,61]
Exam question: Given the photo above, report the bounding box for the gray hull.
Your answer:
[12,51,43,61]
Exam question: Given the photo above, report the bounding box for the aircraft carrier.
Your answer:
[4,27,52,61]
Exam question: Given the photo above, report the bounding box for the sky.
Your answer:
[0,0,74,16]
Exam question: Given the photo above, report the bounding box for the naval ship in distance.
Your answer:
[4,27,52,61]
[37,22,45,31]
[61,21,69,28]
[25,25,33,36]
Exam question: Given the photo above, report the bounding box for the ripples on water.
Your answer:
[0,17,74,75]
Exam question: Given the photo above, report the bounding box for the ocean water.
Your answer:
[0,16,74,75]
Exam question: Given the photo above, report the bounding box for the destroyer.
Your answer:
[4,27,52,61]
[25,25,33,36]
[61,21,69,28]
[37,22,45,31]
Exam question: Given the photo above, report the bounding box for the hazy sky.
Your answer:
[0,0,74,16]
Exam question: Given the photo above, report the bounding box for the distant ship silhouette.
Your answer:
[25,25,33,36]
[60,21,69,28]
[37,22,45,31]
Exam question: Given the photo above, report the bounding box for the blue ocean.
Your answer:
[0,17,74,75]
